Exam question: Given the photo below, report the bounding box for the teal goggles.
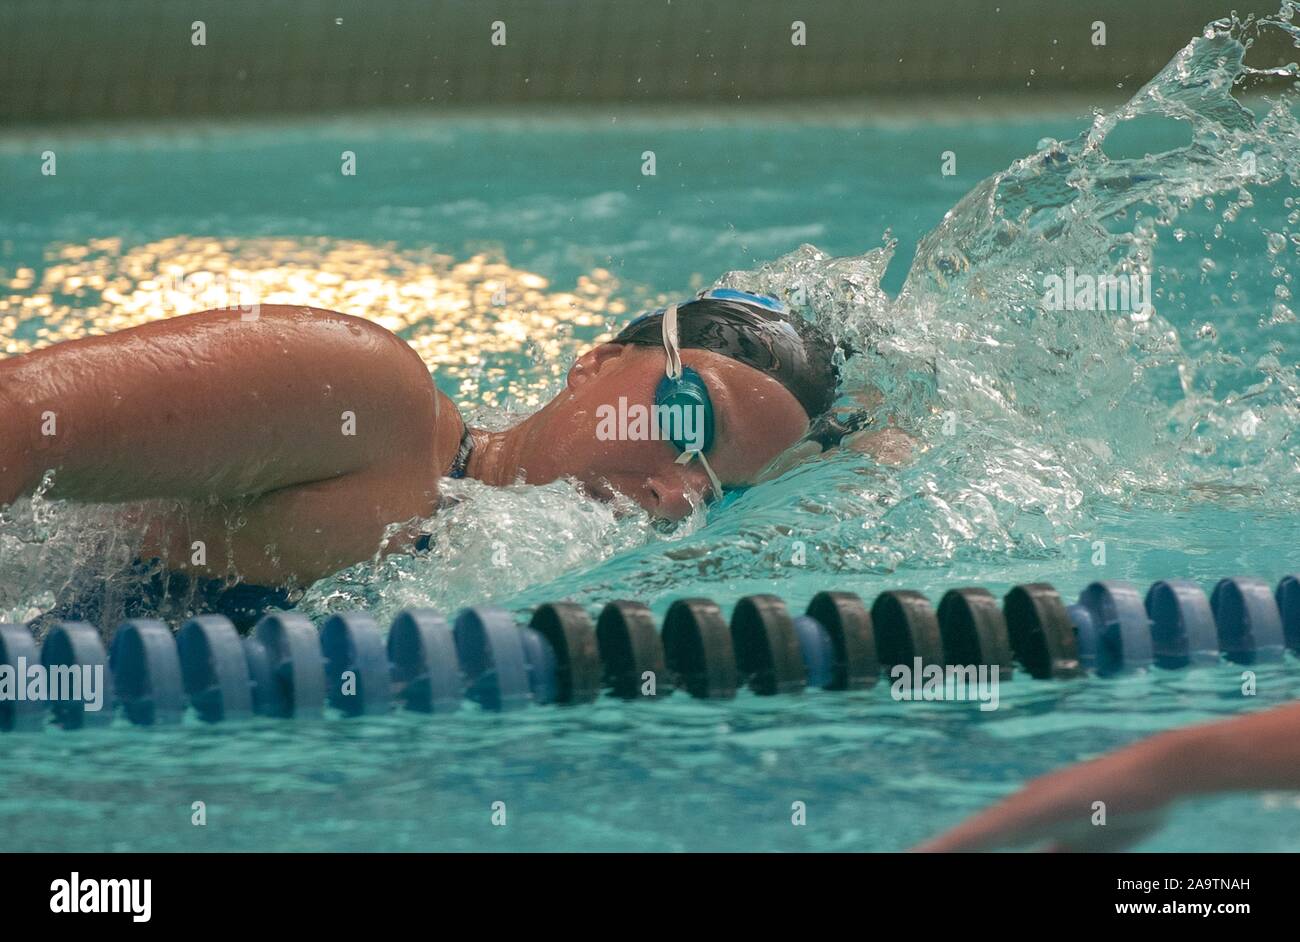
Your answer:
[654,366,714,455]
[648,288,787,496]
[651,288,785,457]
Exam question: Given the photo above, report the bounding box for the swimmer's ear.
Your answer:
[567,342,627,388]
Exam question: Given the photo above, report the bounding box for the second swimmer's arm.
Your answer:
[915,700,1300,851]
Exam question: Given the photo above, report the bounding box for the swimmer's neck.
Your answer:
[456,388,583,487]
[458,393,585,486]
[461,426,515,485]
[460,418,539,486]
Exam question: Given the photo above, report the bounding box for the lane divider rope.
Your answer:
[1,575,1297,730]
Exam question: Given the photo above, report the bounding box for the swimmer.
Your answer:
[915,700,1300,851]
[0,288,900,624]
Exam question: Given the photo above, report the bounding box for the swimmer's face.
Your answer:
[519,343,809,519]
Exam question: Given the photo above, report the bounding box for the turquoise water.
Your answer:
[2,12,1300,851]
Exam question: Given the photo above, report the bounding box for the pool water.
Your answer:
[2,11,1299,851]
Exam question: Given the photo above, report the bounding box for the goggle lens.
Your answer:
[654,367,715,454]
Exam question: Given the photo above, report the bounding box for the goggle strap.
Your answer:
[661,303,683,380]
[664,302,719,499]
[675,448,723,500]
[698,451,724,498]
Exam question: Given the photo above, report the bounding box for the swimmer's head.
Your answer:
[609,289,844,420]
[491,290,855,520]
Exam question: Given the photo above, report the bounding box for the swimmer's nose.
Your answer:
[649,485,694,519]
[646,470,711,519]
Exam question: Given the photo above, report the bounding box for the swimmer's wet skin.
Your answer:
[0,290,864,609]
[0,305,454,589]
[916,700,1300,852]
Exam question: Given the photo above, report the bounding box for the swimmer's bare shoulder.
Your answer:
[0,305,461,584]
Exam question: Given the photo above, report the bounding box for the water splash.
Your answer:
[297,476,706,623]
[502,4,1300,612]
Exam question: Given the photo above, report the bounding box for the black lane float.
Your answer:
[1,576,1298,730]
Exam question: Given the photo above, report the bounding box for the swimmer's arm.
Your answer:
[0,305,445,505]
[913,701,1300,851]
[838,387,916,466]
[845,426,915,465]
[1178,700,1300,792]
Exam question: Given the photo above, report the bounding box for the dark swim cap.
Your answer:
[610,289,843,420]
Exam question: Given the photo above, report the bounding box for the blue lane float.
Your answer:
[0,573,1297,731]
[41,621,113,730]
[454,606,534,711]
[387,609,462,714]
[251,614,327,719]
[1277,575,1300,653]
[1145,580,1219,669]
[1066,601,1101,674]
[791,614,835,690]
[320,613,392,717]
[177,615,253,721]
[0,622,45,732]
[109,619,185,726]
[517,623,559,706]
[240,630,276,716]
[1071,581,1154,676]
[1211,577,1287,664]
